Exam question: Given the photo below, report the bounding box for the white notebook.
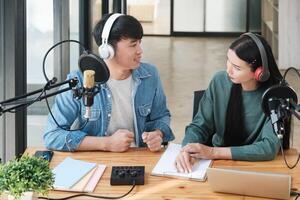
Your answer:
[151,143,212,181]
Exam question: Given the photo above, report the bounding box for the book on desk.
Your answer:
[151,143,212,181]
[52,156,106,192]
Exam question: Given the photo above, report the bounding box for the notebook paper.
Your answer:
[71,166,97,191]
[151,143,212,181]
[84,164,106,192]
[52,157,97,189]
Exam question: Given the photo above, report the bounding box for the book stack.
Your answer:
[52,157,106,192]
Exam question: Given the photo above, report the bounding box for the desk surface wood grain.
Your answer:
[21,147,300,200]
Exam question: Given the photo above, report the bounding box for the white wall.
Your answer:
[279,0,300,69]
[173,0,204,32]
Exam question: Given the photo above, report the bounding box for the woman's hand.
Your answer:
[182,143,215,159]
[182,143,232,160]
[175,151,197,173]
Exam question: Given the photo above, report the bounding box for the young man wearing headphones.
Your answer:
[44,13,174,152]
[175,33,290,173]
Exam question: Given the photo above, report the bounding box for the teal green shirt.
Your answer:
[182,71,280,161]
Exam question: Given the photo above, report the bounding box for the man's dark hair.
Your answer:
[93,14,143,49]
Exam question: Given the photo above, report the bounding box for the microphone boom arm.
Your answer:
[288,99,300,120]
[0,78,79,116]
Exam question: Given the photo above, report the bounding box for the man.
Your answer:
[44,13,174,152]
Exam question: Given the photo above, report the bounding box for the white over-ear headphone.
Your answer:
[98,13,123,60]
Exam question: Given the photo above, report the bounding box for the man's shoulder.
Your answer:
[134,62,159,78]
[68,70,82,79]
[66,70,83,86]
[139,62,157,72]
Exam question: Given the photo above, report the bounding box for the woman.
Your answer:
[175,33,290,173]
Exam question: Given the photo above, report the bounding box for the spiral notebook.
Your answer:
[151,143,212,181]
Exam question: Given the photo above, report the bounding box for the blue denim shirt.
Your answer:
[44,62,174,151]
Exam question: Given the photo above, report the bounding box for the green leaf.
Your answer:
[0,155,54,200]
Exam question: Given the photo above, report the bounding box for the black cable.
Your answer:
[291,190,300,200]
[277,66,300,169]
[44,90,89,132]
[42,39,89,131]
[279,141,300,169]
[38,182,136,200]
[291,190,300,196]
[283,67,300,83]
[42,40,86,82]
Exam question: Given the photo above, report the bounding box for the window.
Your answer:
[70,0,80,71]
[26,0,54,147]
[0,0,4,161]
[127,0,170,35]
[26,0,80,147]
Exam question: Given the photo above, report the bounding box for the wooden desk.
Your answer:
[24,147,300,200]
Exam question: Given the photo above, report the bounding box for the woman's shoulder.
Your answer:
[205,70,233,97]
[211,70,231,86]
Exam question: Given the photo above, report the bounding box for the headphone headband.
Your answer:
[101,13,123,45]
[242,33,270,82]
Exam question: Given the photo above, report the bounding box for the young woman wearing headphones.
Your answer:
[175,33,291,173]
[44,13,174,152]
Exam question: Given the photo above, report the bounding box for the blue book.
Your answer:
[52,157,97,189]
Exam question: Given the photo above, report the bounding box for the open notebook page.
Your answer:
[151,143,212,181]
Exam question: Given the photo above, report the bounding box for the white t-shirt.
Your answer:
[106,75,135,146]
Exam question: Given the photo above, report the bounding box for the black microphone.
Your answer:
[261,84,298,138]
[78,51,110,84]
[78,51,110,119]
[83,70,95,119]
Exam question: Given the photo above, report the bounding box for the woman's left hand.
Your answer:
[182,143,215,159]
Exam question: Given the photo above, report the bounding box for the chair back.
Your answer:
[193,90,205,119]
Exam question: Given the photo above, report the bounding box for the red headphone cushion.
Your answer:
[254,66,263,81]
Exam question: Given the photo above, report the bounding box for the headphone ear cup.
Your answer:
[254,66,263,81]
[106,43,115,59]
[98,43,115,60]
[98,44,109,59]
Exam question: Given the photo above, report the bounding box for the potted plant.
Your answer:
[0,155,54,200]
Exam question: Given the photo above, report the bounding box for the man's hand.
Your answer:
[175,151,196,173]
[142,130,163,152]
[106,129,134,152]
[182,143,214,159]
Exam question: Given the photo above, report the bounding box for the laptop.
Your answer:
[207,167,291,200]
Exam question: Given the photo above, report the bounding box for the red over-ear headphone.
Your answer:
[242,33,270,82]
[254,66,264,81]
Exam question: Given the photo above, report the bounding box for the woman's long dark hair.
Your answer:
[223,34,291,149]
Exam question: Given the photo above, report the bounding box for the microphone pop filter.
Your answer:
[78,52,110,84]
[261,84,298,114]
